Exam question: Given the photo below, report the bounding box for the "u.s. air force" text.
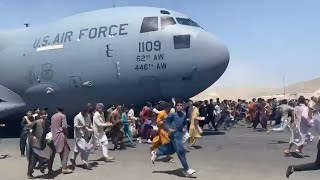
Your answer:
[33,24,128,48]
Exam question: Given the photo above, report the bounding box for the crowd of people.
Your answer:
[20,99,204,178]
[17,96,320,179]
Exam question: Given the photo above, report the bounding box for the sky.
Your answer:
[1,0,319,88]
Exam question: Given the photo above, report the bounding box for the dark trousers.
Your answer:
[187,121,191,131]
[199,119,206,129]
[292,140,320,171]
[252,114,267,129]
[20,133,27,155]
[216,113,226,128]
[111,126,124,149]
[275,115,282,125]
[139,124,153,140]
[27,149,38,176]
[252,116,260,128]
[207,116,217,130]
[27,143,55,176]
[240,112,246,121]
[156,135,189,171]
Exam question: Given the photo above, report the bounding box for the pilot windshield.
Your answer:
[140,17,158,33]
[176,18,201,28]
[161,16,176,29]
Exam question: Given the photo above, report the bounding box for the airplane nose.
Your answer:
[200,32,229,71]
[195,32,230,81]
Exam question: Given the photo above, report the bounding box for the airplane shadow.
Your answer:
[202,131,225,136]
[152,168,197,178]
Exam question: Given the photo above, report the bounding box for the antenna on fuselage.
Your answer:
[24,23,29,27]
[112,0,116,7]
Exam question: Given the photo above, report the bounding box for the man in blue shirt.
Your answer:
[151,99,195,177]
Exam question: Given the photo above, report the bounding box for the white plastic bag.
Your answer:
[152,125,158,131]
[45,132,52,141]
[182,131,190,143]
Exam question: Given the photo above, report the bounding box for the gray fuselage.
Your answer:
[0,7,229,116]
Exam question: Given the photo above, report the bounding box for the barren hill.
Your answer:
[192,77,320,101]
[284,78,320,94]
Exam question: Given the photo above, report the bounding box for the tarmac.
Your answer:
[0,125,319,180]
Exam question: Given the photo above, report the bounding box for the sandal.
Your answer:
[284,150,290,157]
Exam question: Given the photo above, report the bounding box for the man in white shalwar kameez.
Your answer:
[267,99,294,134]
[70,108,94,169]
[284,97,312,157]
[93,103,115,162]
[306,97,317,141]
[285,109,320,178]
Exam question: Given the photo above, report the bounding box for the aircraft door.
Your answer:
[139,76,163,101]
[27,63,55,84]
[25,63,61,95]
[105,44,120,81]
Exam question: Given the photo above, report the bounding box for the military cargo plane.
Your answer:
[0,6,229,118]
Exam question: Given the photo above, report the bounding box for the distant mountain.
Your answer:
[192,77,320,100]
[284,78,320,94]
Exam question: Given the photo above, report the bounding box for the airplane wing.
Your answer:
[0,84,26,118]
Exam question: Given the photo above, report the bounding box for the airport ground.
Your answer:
[0,125,319,180]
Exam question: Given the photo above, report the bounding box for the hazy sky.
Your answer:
[1,0,319,88]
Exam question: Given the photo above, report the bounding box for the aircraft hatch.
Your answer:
[0,84,26,118]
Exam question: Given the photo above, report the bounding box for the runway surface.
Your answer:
[0,126,318,180]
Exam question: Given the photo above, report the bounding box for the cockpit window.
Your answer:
[173,35,191,49]
[176,18,200,28]
[161,16,176,29]
[140,17,158,33]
